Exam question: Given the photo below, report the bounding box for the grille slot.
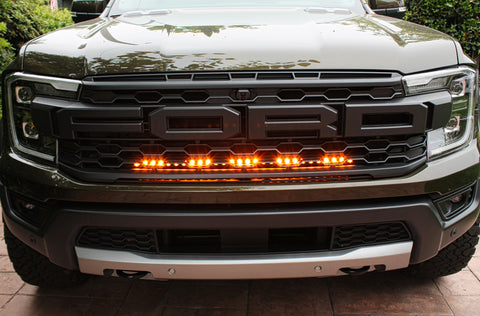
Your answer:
[76,222,411,254]
[87,71,394,83]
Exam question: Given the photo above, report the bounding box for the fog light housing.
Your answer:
[9,192,50,229]
[434,186,475,220]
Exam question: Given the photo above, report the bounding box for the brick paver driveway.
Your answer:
[1,219,480,316]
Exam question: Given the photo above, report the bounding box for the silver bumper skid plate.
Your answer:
[76,241,413,279]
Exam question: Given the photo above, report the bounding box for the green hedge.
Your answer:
[0,0,73,114]
[405,0,480,62]
[0,21,14,73]
[0,0,73,74]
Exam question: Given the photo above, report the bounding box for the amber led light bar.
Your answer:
[275,157,301,166]
[189,158,212,168]
[132,155,353,171]
[229,157,259,168]
[322,156,353,165]
[134,159,169,168]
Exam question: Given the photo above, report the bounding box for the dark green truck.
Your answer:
[1,0,479,287]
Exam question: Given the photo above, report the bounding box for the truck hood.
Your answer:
[22,8,459,78]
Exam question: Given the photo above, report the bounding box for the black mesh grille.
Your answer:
[82,71,402,105]
[76,222,411,254]
[77,228,157,253]
[59,135,426,170]
[332,223,411,249]
[81,82,403,105]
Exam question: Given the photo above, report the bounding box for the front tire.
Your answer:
[4,224,88,288]
[407,220,480,278]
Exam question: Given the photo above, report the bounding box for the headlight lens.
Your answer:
[6,74,81,161]
[403,67,477,159]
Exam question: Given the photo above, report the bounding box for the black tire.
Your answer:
[407,220,480,278]
[4,224,88,288]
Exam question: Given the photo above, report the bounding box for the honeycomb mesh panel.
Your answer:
[332,223,411,249]
[76,222,411,254]
[59,136,426,170]
[77,228,157,253]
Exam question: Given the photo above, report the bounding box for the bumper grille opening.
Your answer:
[332,223,411,249]
[77,222,411,254]
[77,228,157,253]
[269,227,331,252]
[162,230,222,253]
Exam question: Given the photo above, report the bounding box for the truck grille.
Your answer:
[76,222,411,254]
[59,135,426,182]
[45,71,450,183]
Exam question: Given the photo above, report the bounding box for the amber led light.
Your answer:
[321,156,353,166]
[132,155,354,172]
[229,157,259,168]
[133,159,167,168]
[188,158,212,168]
[275,157,301,166]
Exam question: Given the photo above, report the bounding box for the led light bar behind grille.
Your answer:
[132,155,353,172]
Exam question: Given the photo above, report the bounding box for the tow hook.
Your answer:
[340,264,386,276]
[116,270,148,279]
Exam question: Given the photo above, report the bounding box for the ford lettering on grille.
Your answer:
[149,105,339,140]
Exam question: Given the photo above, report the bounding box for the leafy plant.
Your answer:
[0,0,73,55]
[405,0,480,62]
[0,0,73,112]
[0,21,14,73]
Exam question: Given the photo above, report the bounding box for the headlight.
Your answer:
[403,66,477,159]
[5,73,81,161]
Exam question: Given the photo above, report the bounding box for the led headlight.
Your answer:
[6,73,81,161]
[403,66,477,159]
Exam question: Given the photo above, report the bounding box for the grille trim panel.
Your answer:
[84,70,401,84]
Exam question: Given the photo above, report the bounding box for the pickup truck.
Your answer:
[1,0,479,287]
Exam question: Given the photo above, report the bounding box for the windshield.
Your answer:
[109,0,365,16]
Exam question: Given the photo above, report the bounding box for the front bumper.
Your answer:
[1,139,480,278]
[76,242,413,279]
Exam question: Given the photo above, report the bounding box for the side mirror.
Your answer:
[71,0,107,23]
[369,0,407,18]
